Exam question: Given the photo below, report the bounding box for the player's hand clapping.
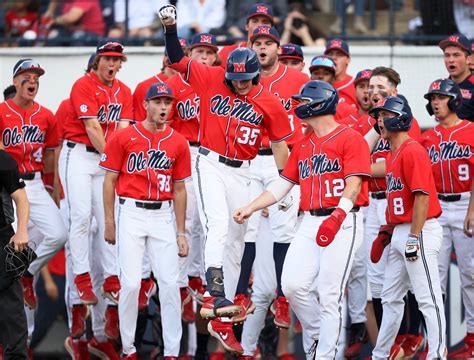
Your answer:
[177,234,189,257]
[405,233,420,262]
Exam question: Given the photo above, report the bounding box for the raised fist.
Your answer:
[159,5,177,26]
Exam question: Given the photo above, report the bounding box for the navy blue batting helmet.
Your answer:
[292,80,338,119]
[424,78,462,115]
[225,48,261,89]
[369,95,412,132]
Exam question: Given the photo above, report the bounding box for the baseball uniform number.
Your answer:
[157,174,172,192]
[393,197,405,215]
[323,179,345,197]
[458,164,469,181]
[237,127,260,145]
[33,148,43,163]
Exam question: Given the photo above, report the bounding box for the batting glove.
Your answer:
[405,233,420,262]
[158,5,177,27]
[370,224,394,263]
[316,208,347,247]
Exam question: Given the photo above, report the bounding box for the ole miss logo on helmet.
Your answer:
[233,63,246,72]
[257,5,268,14]
[430,81,441,91]
[330,39,342,48]
[461,89,472,99]
[361,70,372,78]
[200,35,212,43]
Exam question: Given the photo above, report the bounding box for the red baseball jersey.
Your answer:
[0,99,59,174]
[99,122,191,201]
[281,125,371,210]
[334,75,357,108]
[166,73,200,143]
[385,138,441,225]
[66,71,134,147]
[420,120,474,194]
[218,42,247,68]
[335,102,359,124]
[133,72,169,121]
[337,112,362,127]
[169,57,292,160]
[55,98,74,141]
[259,64,309,147]
[354,115,422,192]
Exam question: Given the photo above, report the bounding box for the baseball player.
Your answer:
[338,69,372,127]
[59,42,133,348]
[233,25,307,330]
[308,56,359,124]
[133,38,189,122]
[235,80,371,359]
[420,79,474,358]
[218,3,274,66]
[159,5,292,354]
[324,38,358,108]
[369,96,446,360]
[166,32,220,322]
[100,82,191,359]
[439,33,474,122]
[278,43,305,72]
[0,59,67,310]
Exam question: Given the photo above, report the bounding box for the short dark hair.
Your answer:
[371,66,401,88]
[3,85,16,101]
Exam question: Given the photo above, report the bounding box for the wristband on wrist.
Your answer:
[176,233,186,238]
[337,197,353,215]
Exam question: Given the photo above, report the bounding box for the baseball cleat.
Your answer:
[21,275,37,309]
[400,334,424,359]
[188,277,205,305]
[102,275,121,305]
[232,293,256,323]
[449,332,474,359]
[344,323,368,358]
[64,336,90,360]
[104,305,119,340]
[71,304,90,339]
[138,278,156,311]
[208,319,244,355]
[273,296,291,329]
[75,273,98,305]
[388,343,404,360]
[200,295,241,319]
[181,287,195,322]
[87,337,119,360]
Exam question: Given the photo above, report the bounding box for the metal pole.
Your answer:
[125,0,129,42]
[388,0,395,67]
[370,0,376,30]
[341,0,348,36]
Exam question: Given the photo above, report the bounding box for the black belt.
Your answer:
[21,172,36,180]
[198,147,247,168]
[258,148,273,156]
[119,198,169,210]
[189,141,200,147]
[371,192,386,200]
[309,206,360,217]
[66,141,99,154]
[438,194,461,202]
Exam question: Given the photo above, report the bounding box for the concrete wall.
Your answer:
[0,46,448,128]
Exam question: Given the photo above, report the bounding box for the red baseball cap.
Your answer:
[96,41,126,57]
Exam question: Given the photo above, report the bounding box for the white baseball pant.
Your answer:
[372,219,446,360]
[244,154,297,244]
[14,173,67,276]
[282,211,364,359]
[59,141,117,278]
[117,198,182,356]
[194,148,250,300]
[365,197,389,299]
[179,146,205,286]
[437,193,474,333]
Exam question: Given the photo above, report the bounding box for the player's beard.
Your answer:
[261,56,278,71]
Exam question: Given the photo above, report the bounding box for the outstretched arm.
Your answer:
[159,5,185,64]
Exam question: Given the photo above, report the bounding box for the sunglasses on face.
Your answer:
[13,59,43,78]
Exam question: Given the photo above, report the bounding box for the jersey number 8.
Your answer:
[393,197,404,215]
